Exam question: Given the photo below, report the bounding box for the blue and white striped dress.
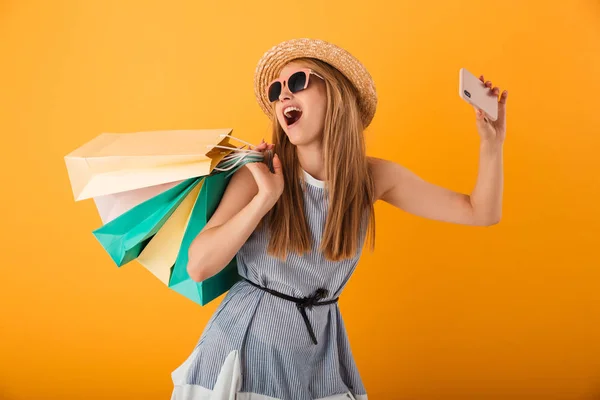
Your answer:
[171,170,369,400]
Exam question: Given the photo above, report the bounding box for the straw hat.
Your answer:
[254,38,377,128]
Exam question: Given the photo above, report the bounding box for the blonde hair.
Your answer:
[262,57,376,262]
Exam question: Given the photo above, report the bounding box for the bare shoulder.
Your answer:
[227,163,259,194]
[202,165,258,231]
[367,156,410,202]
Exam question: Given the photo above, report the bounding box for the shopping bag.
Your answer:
[168,171,241,306]
[65,129,235,201]
[93,180,184,224]
[110,148,267,288]
[92,178,203,267]
[87,132,261,224]
[136,182,202,284]
[67,129,269,306]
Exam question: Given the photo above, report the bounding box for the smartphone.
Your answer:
[459,67,498,121]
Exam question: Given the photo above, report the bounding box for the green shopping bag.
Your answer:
[92,178,203,267]
[168,172,241,305]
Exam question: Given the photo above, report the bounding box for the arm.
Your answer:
[187,149,283,282]
[470,141,503,224]
[187,167,263,282]
[372,74,508,227]
[370,142,503,226]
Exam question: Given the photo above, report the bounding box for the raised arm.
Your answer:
[371,74,508,226]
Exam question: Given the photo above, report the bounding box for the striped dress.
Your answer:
[171,169,369,400]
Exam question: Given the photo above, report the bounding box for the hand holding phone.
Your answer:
[459,68,499,121]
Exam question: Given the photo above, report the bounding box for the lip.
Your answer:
[280,102,303,128]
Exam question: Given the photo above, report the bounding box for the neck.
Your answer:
[296,141,325,181]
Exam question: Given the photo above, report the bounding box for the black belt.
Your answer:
[243,278,339,345]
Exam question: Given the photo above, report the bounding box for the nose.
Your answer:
[278,82,292,101]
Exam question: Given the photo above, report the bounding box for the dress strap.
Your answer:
[242,278,339,345]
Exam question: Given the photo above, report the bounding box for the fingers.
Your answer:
[487,82,508,104]
[247,159,269,169]
[245,160,269,180]
[253,142,267,151]
[244,161,259,172]
[489,82,508,104]
[473,105,492,123]
[484,80,499,98]
[474,106,485,120]
[479,75,495,92]
[497,90,508,121]
[271,153,283,176]
[245,152,281,176]
[480,74,508,102]
[251,139,275,152]
[479,74,508,122]
[251,138,267,151]
[247,140,279,177]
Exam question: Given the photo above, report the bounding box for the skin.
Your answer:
[186,62,508,281]
[252,62,508,226]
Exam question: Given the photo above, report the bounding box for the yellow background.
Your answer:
[1,0,599,399]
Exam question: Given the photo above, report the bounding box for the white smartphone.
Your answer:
[459,67,498,121]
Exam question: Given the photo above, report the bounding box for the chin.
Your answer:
[283,125,321,147]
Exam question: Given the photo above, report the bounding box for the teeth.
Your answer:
[283,106,302,117]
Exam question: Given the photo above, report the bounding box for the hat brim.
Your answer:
[254,38,377,128]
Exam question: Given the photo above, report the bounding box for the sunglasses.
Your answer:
[267,68,324,103]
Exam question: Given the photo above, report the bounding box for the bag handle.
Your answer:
[210,134,271,176]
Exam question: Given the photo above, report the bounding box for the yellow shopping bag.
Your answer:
[136,181,203,285]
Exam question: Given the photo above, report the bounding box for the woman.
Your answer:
[171,38,508,400]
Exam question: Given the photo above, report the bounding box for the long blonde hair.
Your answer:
[263,57,376,262]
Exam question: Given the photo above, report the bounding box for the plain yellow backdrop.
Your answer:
[1,0,599,399]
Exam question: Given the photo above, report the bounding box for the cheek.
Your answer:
[312,98,327,127]
[305,94,327,126]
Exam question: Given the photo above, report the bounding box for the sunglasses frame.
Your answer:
[266,68,324,103]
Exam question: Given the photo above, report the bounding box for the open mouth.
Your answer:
[283,106,303,127]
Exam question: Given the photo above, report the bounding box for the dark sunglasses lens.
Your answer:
[288,71,307,93]
[268,82,282,102]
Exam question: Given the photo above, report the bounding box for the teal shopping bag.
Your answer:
[168,172,241,305]
[92,178,203,267]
